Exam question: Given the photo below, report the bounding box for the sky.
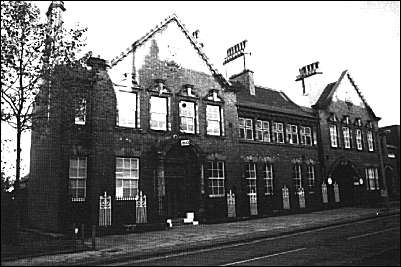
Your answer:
[1,1,400,179]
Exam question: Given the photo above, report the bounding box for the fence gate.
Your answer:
[227,190,236,218]
[99,192,111,227]
[249,190,258,216]
[334,182,340,203]
[298,187,306,208]
[136,191,147,224]
[321,182,328,203]
[282,186,290,210]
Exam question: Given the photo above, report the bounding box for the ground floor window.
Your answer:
[365,167,379,190]
[264,163,274,195]
[116,157,139,200]
[293,163,302,190]
[307,164,315,190]
[207,161,225,197]
[69,157,87,201]
[245,162,257,195]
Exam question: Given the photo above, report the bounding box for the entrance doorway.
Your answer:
[331,161,361,205]
[165,145,200,218]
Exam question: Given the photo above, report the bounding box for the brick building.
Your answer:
[27,7,387,233]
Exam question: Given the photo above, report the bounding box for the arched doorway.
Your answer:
[330,160,361,205]
[164,144,201,218]
[385,167,394,199]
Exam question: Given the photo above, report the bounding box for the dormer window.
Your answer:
[205,90,222,102]
[343,116,350,125]
[366,121,373,129]
[181,84,198,98]
[355,118,362,127]
[152,79,170,95]
[328,113,338,122]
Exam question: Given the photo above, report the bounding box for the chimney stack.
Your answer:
[229,70,255,96]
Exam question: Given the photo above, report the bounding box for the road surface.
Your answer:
[103,214,400,266]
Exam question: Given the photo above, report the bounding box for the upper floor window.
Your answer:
[356,129,363,150]
[286,124,298,144]
[256,120,270,142]
[150,96,168,131]
[245,162,257,196]
[207,160,225,197]
[117,91,137,128]
[366,121,373,129]
[343,127,351,149]
[179,101,196,134]
[355,118,362,127]
[206,104,223,136]
[264,163,274,195]
[367,131,374,151]
[116,157,139,200]
[75,98,86,125]
[239,117,253,140]
[69,157,87,201]
[300,126,312,146]
[272,122,284,143]
[365,167,379,190]
[329,125,338,148]
[293,163,302,190]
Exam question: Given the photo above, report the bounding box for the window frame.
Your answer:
[365,167,380,191]
[207,160,225,197]
[239,117,254,140]
[273,122,284,144]
[367,131,374,151]
[256,120,271,142]
[179,100,196,134]
[264,163,274,195]
[149,95,168,131]
[115,157,139,200]
[286,124,299,144]
[329,124,338,148]
[306,164,315,190]
[206,104,223,136]
[245,162,257,196]
[356,129,363,150]
[74,98,86,125]
[116,91,138,128]
[300,126,312,146]
[69,157,87,201]
[293,163,302,190]
[342,126,351,149]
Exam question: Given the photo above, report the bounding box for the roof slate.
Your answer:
[237,85,315,118]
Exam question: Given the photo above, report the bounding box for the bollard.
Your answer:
[91,225,96,250]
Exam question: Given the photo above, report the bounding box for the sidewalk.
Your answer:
[2,204,399,266]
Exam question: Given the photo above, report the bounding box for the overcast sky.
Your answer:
[2,1,400,178]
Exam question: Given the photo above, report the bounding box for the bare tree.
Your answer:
[1,1,87,230]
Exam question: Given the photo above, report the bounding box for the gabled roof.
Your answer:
[109,14,230,88]
[236,84,316,118]
[313,70,379,120]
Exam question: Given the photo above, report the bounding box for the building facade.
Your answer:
[27,9,388,233]
[380,125,400,200]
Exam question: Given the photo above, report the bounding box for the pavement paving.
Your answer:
[2,203,399,266]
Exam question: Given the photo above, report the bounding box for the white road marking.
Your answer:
[220,247,307,266]
[103,214,399,266]
[347,226,400,240]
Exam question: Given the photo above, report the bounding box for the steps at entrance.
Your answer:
[166,217,199,228]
